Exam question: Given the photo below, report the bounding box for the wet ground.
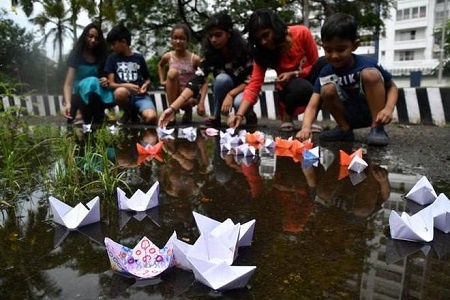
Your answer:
[1,116,450,299]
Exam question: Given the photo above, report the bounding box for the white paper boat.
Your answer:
[193,211,255,247]
[104,234,175,279]
[172,235,193,271]
[389,208,434,242]
[319,147,335,171]
[117,181,159,212]
[49,196,100,230]
[348,155,368,173]
[178,127,197,142]
[82,124,92,133]
[405,176,437,205]
[156,127,175,139]
[188,257,256,291]
[424,193,450,233]
[233,144,255,157]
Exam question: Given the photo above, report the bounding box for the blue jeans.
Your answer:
[212,73,242,118]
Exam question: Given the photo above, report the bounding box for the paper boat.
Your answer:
[233,143,256,157]
[348,155,368,173]
[187,222,240,266]
[423,193,450,233]
[246,131,265,146]
[319,147,335,171]
[117,181,159,212]
[104,234,174,279]
[339,148,362,166]
[157,127,175,139]
[205,128,219,136]
[188,257,256,291]
[49,196,100,230]
[136,141,164,155]
[405,176,437,205]
[82,124,92,133]
[193,211,255,247]
[178,127,197,142]
[389,208,434,242]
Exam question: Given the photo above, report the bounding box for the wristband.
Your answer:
[236,114,244,120]
[169,106,177,113]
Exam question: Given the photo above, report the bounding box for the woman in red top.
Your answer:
[228,9,325,131]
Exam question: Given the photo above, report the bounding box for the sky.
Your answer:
[1,0,90,60]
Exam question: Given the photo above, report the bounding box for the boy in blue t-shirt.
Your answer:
[296,13,398,146]
[105,24,157,124]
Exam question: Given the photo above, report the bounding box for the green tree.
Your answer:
[30,0,73,63]
[0,9,53,94]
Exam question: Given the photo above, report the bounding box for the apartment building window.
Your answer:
[396,6,426,20]
[399,51,414,61]
[396,30,417,41]
[419,6,426,17]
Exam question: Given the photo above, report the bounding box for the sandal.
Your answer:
[280,122,295,132]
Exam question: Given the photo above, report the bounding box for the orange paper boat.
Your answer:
[136,141,164,155]
[339,148,363,166]
[246,131,265,146]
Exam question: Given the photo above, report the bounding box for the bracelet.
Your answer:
[169,106,177,113]
[236,114,244,120]
[294,71,300,77]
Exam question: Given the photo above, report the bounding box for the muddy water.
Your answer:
[1,126,449,299]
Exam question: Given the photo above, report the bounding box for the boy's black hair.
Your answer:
[321,13,358,42]
[246,9,288,69]
[106,24,131,45]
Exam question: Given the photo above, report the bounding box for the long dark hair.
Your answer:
[67,23,107,72]
[247,9,288,68]
[201,12,250,66]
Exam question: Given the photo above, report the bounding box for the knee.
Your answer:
[141,109,157,124]
[320,83,338,102]
[214,73,233,87]
[360,69,382,86]
[166,68,180,80]
[114,88,129,105]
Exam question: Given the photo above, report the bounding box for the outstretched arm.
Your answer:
[295,93,321,141]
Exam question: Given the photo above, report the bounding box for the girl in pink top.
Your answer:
[158,24,201,124]
[228,9,326,131]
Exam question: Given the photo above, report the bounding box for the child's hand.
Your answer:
[295,128,311,142]
[138,83,149,94]
[221,95,233,115]
[158,107,176,127]
[227,114,242,129]
[197,102,206,116]
[276,72,293,85]
[99,77,109,87]
[375,108,393,125]
[63,103,72,119]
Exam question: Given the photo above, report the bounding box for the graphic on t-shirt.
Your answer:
[116,61,140,82]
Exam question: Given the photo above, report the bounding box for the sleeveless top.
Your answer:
[168,51,195,88]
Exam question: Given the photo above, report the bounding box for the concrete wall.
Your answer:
[2,86,450,126]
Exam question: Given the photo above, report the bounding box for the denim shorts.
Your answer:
[131,93,156,113]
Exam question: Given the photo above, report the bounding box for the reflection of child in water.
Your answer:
[273,156,316,234]
[212,137,262,199]
[315,160,391,219]
[159,133,210,199]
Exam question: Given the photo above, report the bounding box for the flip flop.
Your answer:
[280,122,295,132]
